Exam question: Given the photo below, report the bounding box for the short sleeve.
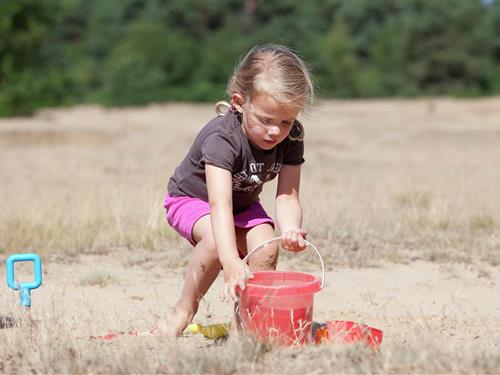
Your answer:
[201,132,238,171]
[283,139,305,165]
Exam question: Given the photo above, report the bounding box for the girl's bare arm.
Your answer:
[206,164,253,301]
[275,164,307,251]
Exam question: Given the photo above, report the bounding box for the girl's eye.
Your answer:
[259,117,273,125]
[257,115,293,127]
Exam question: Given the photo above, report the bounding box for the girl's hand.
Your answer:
[221,258,253,303]
[281,228,308,252]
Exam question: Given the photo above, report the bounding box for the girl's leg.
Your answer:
[236,223,278,271]
[232,223,278,330]
[156,215,221,337]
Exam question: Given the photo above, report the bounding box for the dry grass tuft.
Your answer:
[394,189,431,209]
[469,212,496,231]
[80,270,119,287]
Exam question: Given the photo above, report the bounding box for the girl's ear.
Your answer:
[231,93,245,113]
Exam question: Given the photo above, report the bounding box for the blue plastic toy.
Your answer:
[6,253,43,308]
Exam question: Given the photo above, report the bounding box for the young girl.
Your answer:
[157,44,314,337]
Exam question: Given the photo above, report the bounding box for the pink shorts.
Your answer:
[163,194,274,246]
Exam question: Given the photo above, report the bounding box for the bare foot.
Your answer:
[152,306,194,338]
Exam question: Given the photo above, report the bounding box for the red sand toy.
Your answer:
[313,320,383,348]
[90,330,153,341]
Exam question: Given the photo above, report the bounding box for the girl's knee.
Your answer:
[250,242,278,271]
[197,235,219,260]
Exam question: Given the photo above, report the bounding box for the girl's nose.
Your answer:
[268,125,280,137]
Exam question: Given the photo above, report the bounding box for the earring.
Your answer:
[214,101,230,116]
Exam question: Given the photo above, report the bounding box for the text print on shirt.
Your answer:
[232,161,283,193]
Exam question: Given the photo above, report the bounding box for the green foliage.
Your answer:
[0,68,85,116]
[402,0,493,96]
[367,18,412,96]
[0,0,499,116]
[317,19,361,98]
[101,20,196,105]
[0,0,86,115]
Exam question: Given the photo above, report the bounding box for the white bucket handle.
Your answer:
[242,236,325,289]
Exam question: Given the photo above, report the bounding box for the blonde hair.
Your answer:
[227,44,314,113]
[216,45,313,141]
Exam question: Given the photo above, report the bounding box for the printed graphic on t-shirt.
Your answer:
[232,162,283,193]
[167,112,303,212]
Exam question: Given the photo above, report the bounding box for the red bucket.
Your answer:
[239,237,324,345]
[239,271,321,345]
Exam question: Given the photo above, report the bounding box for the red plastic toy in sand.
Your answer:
[90,330,153,341]
[313,320,383,348]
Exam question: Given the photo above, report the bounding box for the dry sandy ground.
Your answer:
[1,251,499,351]
[0,99,499,372]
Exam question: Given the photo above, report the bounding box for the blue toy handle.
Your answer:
[6,253,43,307]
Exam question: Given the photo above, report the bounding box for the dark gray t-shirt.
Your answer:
[167,111,304,213]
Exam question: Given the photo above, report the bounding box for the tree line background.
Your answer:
[0,0,499,117]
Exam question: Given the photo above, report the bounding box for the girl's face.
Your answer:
[237,92,299,150]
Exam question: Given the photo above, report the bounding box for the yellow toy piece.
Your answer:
[188,323,230,339]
